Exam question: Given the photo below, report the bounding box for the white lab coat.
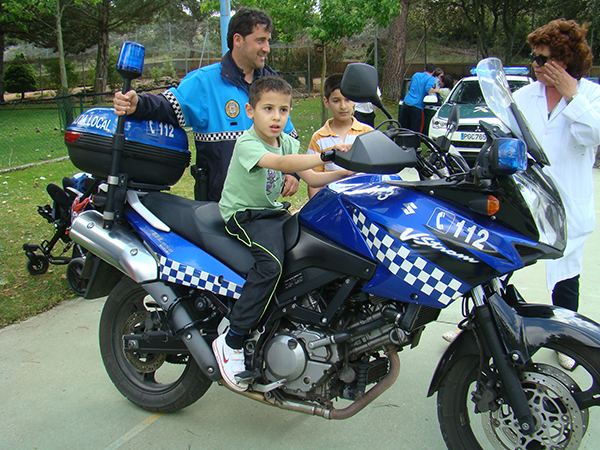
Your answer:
[513,79,600,291]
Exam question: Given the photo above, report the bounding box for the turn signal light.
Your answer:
[487,195,500,215]
[469,195,500,216]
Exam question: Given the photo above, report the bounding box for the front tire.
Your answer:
[437,341,600,449]
[99,278,212,412]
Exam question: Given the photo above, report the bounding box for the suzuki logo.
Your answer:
[402,202,417,215]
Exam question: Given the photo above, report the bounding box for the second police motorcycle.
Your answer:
[67,43,600,449]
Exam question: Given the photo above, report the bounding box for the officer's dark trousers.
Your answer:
[552,275,580,312]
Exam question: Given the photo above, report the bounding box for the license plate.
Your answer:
[460,132,486,141]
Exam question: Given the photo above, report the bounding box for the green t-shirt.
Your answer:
[219,126,300,222]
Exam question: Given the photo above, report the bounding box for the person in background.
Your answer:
[444,20,600,372]
[433,67,444,89]
[354,86,382,128]
[399,63,437,138]
[514,18,600,369]
[213,77,354,391]
[306,74,373,199]
[437,75,454,103]
[113,7,299,202]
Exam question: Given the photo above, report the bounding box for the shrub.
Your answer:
[105,55,121,90]
[150,60,177,83]
[4,53,37,98]
[44,58,79,91]
[365,42,386,70]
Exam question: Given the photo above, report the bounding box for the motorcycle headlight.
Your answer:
[431,117,448,130]
[513,169,566,249]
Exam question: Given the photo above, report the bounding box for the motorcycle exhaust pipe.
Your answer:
[235,349,400,420]
[70,210,158,282]
[329,349,400,420]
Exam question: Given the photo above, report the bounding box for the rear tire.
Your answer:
[437,341,600,449]
[99,278,212,412]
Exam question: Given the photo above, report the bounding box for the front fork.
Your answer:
[471,284,536,435]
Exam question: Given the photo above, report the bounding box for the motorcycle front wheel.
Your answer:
[437,341,600,449]
[99,277,212,412]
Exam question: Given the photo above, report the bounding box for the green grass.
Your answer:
[0,107,67,168]
[0,94,397,328]
[0,100,113,169]
[0,159,83,327]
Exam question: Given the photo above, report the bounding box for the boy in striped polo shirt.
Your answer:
[307,74,373,198]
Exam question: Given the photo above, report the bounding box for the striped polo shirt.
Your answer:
[307,117,372,171]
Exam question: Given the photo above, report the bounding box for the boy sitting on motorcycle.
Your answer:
[214,76,354,391]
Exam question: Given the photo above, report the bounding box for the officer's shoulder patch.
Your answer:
[225,100,240,118]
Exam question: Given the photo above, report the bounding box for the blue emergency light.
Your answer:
[504,67,529,76]
[116,41,145,79]
[470,66,529,76]
[492,138,527,175]
[104,41,146,229]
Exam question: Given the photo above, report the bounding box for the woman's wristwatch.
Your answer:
[567,92,579,104]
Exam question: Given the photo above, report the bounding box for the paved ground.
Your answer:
[2,170,600,449]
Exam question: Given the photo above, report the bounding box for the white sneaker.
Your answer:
[557,351,577,371]
[212,334,249,392]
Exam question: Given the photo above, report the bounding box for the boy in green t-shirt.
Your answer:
[214,76,354,392]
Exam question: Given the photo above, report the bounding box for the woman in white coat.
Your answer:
[512,19,600,368]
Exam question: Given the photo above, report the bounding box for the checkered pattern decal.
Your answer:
[352,211,464,305]
[162,90,187,128]
[195,130,297,142]
[158,255,243,299]
[195,130,245,142]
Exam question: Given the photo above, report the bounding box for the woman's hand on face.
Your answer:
[543,61,578,99]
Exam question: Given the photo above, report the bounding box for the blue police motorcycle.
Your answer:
[70,57,600,449]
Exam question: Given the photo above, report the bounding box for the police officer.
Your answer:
[113,7,299,201]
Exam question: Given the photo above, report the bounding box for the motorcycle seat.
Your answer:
[141,192,299,275]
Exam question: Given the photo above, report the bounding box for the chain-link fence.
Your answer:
[0,88,177,171]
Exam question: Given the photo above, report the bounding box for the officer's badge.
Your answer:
[225,100,240,118]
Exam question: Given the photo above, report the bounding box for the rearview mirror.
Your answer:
[447,104,460,133]
[423,94,439,105]
[341,63,392,121]
[341,63,379,103]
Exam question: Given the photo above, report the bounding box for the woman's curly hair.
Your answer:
[527,18,593,80]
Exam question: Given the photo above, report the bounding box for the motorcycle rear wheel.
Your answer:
[99,278,212,412]
[437,341,600,449]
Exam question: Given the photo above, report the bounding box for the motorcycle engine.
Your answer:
[263,328,339,396]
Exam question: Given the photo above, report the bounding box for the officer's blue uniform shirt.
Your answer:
[132,51,296,201]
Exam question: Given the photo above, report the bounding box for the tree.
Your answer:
[45,57,78,89]
[12,5,99,55]
[2,0,100,96]
[4,53,37,98]
[1,0,33,102]
[71,0,216,96]
[381,0,411,102]
[251,0,397,120]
